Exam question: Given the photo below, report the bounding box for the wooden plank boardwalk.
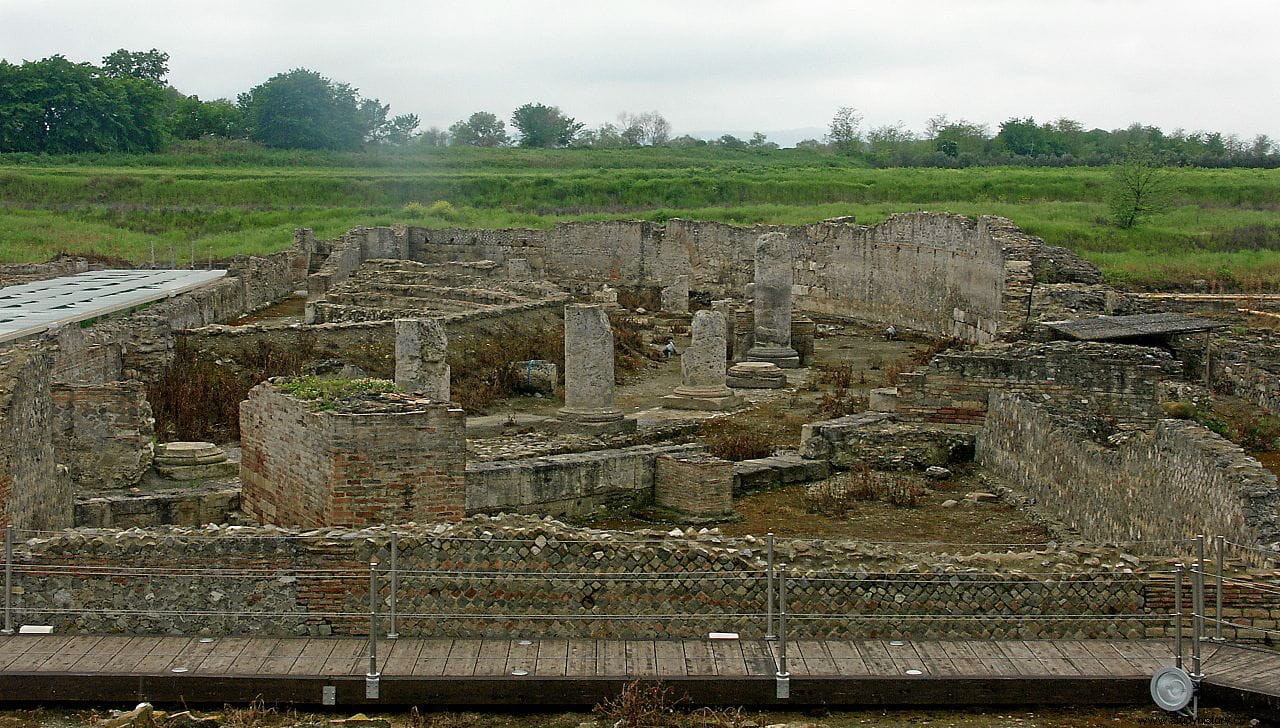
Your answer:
[0,634,1275,708]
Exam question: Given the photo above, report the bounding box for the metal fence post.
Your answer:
[2,527,13,636]
[366,557,381,699]
[1214,535,1225,642]
[775,563,790,699]
[387,532,399,640]
[1192,535,1205,679]
[1173,563,1183,669]
[765,533,776,641]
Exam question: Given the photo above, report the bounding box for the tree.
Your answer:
[447,112,508,147]
[169,95,248,139]
[617,111,672,146]
[748,131,777,149]
[0,55,167,153]
[238,69,391,149]
[418,126,450,147]
[1108,146,1175,229]
[510,103,583,148]
[101,48,169,84]
[826,106,862,152]
[714,134,746,150]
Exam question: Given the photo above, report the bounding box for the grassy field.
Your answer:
[2,145,1279,290]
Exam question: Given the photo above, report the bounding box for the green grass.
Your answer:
[2,146,1279,290]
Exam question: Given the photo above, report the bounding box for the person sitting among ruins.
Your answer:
[884,324,897,341]
[662,337,678,359]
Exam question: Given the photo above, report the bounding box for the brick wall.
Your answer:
[654,454,735,518]
[239,383,467,527]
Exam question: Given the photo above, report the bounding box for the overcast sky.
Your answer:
[2,0,1276,144]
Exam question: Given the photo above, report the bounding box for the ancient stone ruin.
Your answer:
[2,211,1279,646]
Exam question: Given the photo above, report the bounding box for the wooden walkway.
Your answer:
[0,634,1276,707]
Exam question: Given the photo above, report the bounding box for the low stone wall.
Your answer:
[977,393,1280,548]
[178,300,566,379]
[52,382,154,491]
[0,345,66,529]
[10,516,1276,641]
[1174,331,1280,415]
[892,341,1178,427]
[464,444,701,516]
[240,383,467,527]
[800,412,976,470]
[75,484,241,528]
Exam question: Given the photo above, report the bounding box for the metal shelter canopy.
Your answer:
[1046,312,1227,342]
[0,269,226,344]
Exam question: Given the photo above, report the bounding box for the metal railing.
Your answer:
[2,525,1277,702]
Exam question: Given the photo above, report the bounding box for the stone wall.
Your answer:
[977,393,1280,548]
[0,345,66,529]
[75,483,240,528]
[10,516,1275,640]
[800,413,976,471]
[240,383,467,527]
[465,444,700,516]
[308,213,1099,345]
[891,341,1178,427]
[51,382,154,490]
[1174,331,1280,415]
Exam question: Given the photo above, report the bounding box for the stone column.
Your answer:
[558,304,635,433]
[660,275,690,314]
[395,318,450,401]
[662,310,742,411]
[745,232,800,368]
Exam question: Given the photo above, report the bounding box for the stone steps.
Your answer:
[733,451,831,495]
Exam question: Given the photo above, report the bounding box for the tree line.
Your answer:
[1,50,1277,168]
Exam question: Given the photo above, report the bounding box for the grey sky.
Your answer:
[3,0,1276,143]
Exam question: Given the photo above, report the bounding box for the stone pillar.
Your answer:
[395,318,450,401]
[662,310,742,411]
[792,316,816,367]
[712,300,734,360]
[746,232,800,368]
[557,304,635,434]
[660,275,690,314]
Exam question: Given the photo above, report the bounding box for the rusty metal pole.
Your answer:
[366,557,380,699]
[1214,535,1225,641]
[387,532,399,640]
[2,527,13,635]
[775,563,790,699]
[765,533,776,641]
[1173,563,1184,670]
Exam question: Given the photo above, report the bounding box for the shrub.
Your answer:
[805,466,927,513]
[275,375,397,409]
[702,427,776,461]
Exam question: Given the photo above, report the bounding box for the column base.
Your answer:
[660,392,744,411]
[745,345,801,369]
[551,410,637,436]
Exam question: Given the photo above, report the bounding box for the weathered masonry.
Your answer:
[305,212,1103,344]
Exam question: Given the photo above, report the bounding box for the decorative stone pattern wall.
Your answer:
[0,345,66,529]
[465,444,700,516]
[977,393,1280,548]
[654,453,734,518]
[239,383,467,527]
[892,342,1178,427]
[308,213,1101,345]
[11,516,1276,640]
[51,382,154,491]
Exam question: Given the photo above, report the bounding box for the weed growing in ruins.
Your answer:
[448,329,564,412]
[805,466,927,514]
[275,375,397,409]
[149,338,323,441]
[611,314,660,373]
[702,425,776,461]
[814,362,867,417]
[590,680,757,728]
